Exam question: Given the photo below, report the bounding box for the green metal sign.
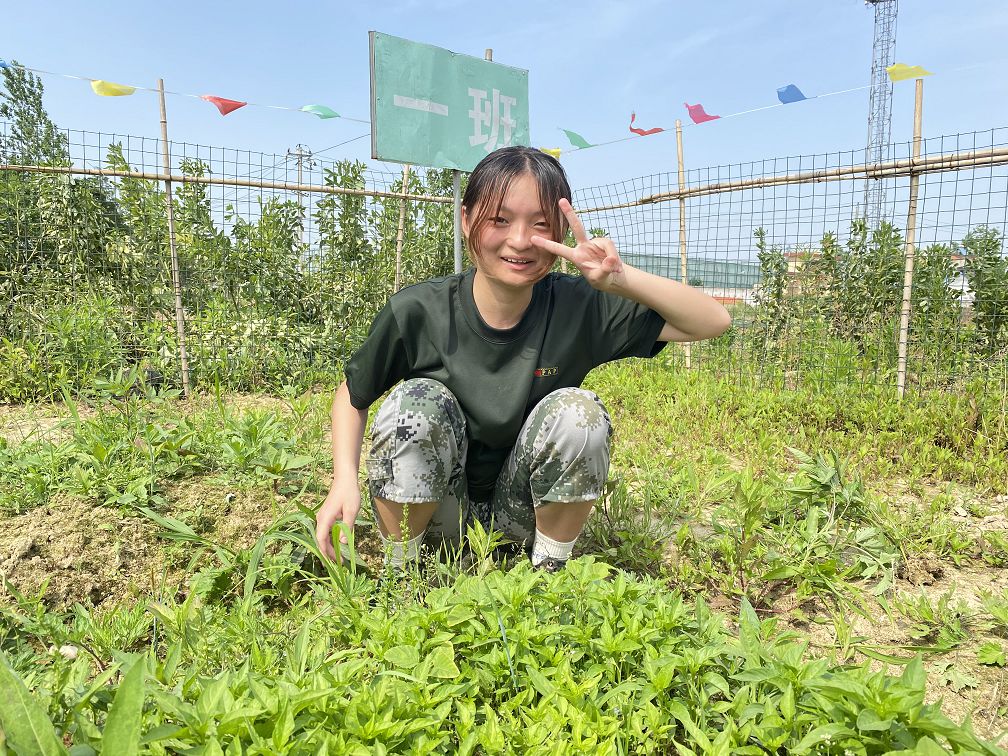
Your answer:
[369,31,530,171]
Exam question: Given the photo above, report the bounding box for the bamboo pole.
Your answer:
[6,143,1005,214]
[676,119,691,369]
[0,163,454,204]
[394,164,411,292]
[896,79,925,399]
[571,146,1008,215]
[157,79,191,398]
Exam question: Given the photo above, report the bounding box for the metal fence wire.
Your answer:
[576,125,1008,396]
[1,119,1006,401]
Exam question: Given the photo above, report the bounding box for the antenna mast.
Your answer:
[864,0,898,228]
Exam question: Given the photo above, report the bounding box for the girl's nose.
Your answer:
[508,223,533,249]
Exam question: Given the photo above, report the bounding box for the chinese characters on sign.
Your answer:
[370,32,530,171]
[468,87,518,152]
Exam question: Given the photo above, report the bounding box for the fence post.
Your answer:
[896,78,924,399]
[394,164,411,291]
[157,79,192,398]
[675,119,691,369]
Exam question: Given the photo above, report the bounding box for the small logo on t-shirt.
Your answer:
[534,367,558,377]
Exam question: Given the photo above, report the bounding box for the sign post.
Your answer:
[369,31,529,173]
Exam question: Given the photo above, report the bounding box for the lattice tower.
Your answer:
[864,0,898,228]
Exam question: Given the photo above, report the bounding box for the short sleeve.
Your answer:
[590,287,668,363]
[343,304,410,409]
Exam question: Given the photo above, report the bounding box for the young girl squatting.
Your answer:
[315,146,731,571]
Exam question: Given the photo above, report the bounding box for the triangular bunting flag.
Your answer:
[777,84,808,104]
[561,129,592,149]
[539,147,562,160]
[301,104,340,119]
[886,63,933,82]
[629,112,664,136]
[684,102,720,124]
[91,80,136,97]
[200,95,247,115]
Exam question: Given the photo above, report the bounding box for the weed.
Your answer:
[893,590,981,652]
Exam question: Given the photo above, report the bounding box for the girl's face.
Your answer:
[463,173,557,291]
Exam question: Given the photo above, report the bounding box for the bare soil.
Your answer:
[0,480,386,611]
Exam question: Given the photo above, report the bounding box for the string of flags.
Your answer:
[547,62,933,157]
[0,59,369,124]
[0,56,936,160]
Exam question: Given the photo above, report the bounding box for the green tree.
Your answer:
[103,143,171,313]
[752,227,790,352]
[227,197,306,316]
[0,60,69,165]
[174,157,232,312]
[802,230,844,330]
[414,167,462,279]
[831,220,904,355]
[962,225,1008,355]
[1,64,122,345]
[314,160,384,353]
[910,243,961,343]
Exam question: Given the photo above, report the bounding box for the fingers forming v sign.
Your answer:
[530,199,625,291]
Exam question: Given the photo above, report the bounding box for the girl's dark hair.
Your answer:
[462,146,572,262]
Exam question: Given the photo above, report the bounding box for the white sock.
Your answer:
[530,529,577,567]
[378,529,426,569]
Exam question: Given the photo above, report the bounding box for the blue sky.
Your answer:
[2,0,1007,191]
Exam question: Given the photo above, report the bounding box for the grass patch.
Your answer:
[2,365,1008,749]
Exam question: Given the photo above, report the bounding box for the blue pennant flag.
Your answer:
[777,84,808,104]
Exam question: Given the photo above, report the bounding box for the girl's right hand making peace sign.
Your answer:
[530,198,627,293]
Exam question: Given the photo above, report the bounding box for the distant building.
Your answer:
[628,252,761,306]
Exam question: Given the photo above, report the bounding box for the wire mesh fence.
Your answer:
[0,123,457,399]
[2,120,1007,401]
[576,125,1008,396]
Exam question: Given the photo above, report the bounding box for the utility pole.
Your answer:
[286,143,316,247]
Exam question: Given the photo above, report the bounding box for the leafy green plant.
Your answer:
[963,225,1008,355]
[977,640,1006,667]
[2,572,1004,754]
[981,588,1008,635]
[752,227,792,355]
[893,590,980,652]
[581,476,677,577]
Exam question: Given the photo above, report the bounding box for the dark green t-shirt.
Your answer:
[345,268,667,499]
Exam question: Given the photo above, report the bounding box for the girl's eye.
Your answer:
[492,217,507,225]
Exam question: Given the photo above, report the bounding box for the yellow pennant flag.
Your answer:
[91,80,137,96]
[539,147,562,159]
[886,63,933,82]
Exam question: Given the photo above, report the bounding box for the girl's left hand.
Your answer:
[531,199,626,292]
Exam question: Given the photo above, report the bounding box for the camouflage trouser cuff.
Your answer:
[367,378,611,547]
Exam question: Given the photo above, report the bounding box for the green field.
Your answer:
[2,363,1008,754]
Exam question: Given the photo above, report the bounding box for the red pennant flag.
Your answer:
[684,102,719,124]
[200,95,247,116]
[629,112,664,136]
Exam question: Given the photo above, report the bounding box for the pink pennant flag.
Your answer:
[684,102,720,124]
[629,112,664,136]
[200,95,247,116]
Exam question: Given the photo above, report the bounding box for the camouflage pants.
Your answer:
[367,378,612,549]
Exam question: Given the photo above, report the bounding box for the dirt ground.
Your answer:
[781,562,1008,743]
[778,480,1008,744]
[0,481,386,610]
